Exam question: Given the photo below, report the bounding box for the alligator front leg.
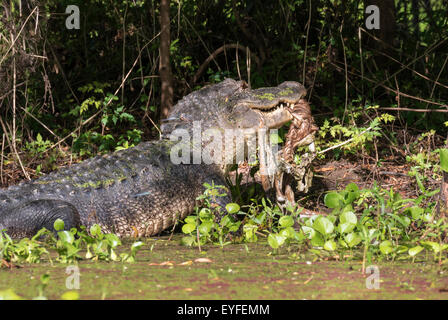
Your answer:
[0,199,81,238]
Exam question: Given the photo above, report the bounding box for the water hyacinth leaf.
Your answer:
[58,231,75,244]
[182,223,196,234]
[379,240,394,255]
[198,221,213,234]
[338,238,349,248]
[324,192,344,209]
[313,217,334,235]
[301,226,315,239]
[223,215,233,226]
[340,211,357,225]
[345,183,360,203]
[440,148,448,172]
[280,226,297,239]
[131,241,144,253]
[104,234,121,248]
[279,216,294,228]
[225,203,240,214]
[421,241,441,253]
[310,232,325,247]
[90,224,103,237]
[324,239,337,251]
[199,208,213,221]
[408,246,424,257]
[345,232,362,248]
[338,222,356,234]
[53,219,65,232]
[267,233,286,249]
[184,216,197,225]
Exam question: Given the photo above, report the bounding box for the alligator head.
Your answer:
[162,79,314,139]
[161,79,317,176]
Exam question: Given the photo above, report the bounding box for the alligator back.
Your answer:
[0,140,227,237]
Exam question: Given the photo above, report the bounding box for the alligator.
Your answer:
[0,79,317,238]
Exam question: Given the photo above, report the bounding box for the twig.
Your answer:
[48,32,162,150]
[0,6,38,68]
[0,116,29,180]
[339,23,349,124]
[1,134,4,185]
[192,43,260,85]
[318,126,373,155]
[302,0,311,85]
[378,107,448,113]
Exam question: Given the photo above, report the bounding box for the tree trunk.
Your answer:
[159,0,173,120]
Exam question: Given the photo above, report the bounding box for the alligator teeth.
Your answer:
[290,103,295,108]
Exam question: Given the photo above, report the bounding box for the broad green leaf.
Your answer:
[198,221,213,234]
[268,233,286,249]
[226,203,240,214]
[199,208,212,221]
[345,183,360,203]
[90,224,103,237]
[301,226,315,239]
[58,231,74,244]
[340,211,357,225]
[53,219,65,231]
[324,240,337,251]
[379,240,394,255]
[324,192,344,209]
[313,217,334,235]
[279,216,294,228]
[131,241,144,253]
[184,216,197,225]
[440,149,448,172]
[104,234,121,248]
[280,227,297,239]
[345,232,362,248]
[310,232,325,247]
[182,223,196,234]
[338,222,355,234]
[421,241,441,253]
[408,246,424,257]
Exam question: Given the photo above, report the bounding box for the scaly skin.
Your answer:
[0,79,314,238]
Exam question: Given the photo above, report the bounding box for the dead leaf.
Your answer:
[194,258,213,263]
[178,261,193,266]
